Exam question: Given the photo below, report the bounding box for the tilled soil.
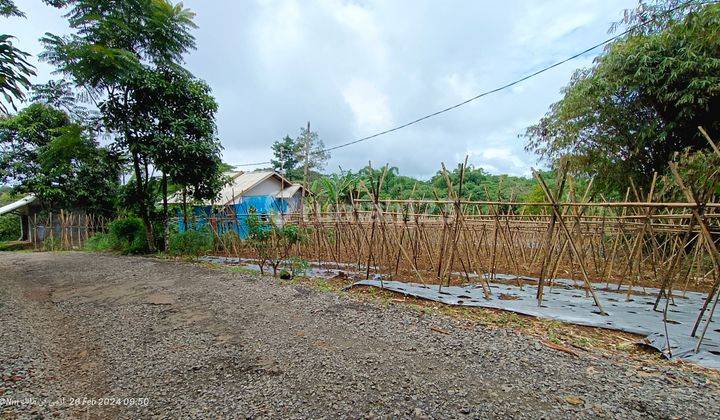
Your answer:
[0,252,718,419]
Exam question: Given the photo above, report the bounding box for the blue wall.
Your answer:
[178,195,290,238]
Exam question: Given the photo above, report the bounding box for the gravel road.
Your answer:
[0,252,718,419]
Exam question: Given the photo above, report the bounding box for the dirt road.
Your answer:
[0,252,718,419]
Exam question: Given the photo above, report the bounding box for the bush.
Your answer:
[0,214,21,242]
[84,232,114,252]
[168,228,213,257]
[287,256,310,278]
[41,236,61,252]
[108,217,148,254]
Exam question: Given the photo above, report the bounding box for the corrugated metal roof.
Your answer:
[218,171,275,205]
[275,184,303,199]
[166,170,304,206]
[0,195,37,216]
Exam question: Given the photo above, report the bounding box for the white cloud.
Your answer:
[464,146,532,177]
[341,78,393,132]
[443,72,480,102]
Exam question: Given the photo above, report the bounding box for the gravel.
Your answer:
[1,251,718,419]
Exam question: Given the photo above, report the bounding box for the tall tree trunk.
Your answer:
[131,150,156,252]
[162,172,169,252]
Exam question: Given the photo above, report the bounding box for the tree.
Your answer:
[0,0,36,114]
[30,80,96,125]
[0,103,122,215]
[524,1,720,192]
[295,123,330,185]
[102,66,224,248]
[41,0,201,251]
[111,67,222,241]
[271,135,302,180]
[310,171,359,209]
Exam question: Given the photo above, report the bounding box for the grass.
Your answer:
[0,241,33,252]
[312,278,334,293]
[223,265,261,276]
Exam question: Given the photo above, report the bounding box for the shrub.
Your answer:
[287,256,310,278]
[0,214,20,242]
[168,228,213,257]
[41,236,61,252]
[84,233,114,252]
[108,217,148,254]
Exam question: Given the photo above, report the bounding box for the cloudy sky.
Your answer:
[6,0,636,179]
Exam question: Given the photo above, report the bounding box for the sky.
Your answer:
[5,0,637,179]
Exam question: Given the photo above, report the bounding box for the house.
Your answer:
[170,170,307,238]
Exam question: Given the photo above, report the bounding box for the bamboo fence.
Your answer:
[29,211,108,250]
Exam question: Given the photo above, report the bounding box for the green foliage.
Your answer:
[167,227,213,257]
[659,148,720,201]
[83,232,113,252]
[295,124,330,175]
[310,165,539,209]
[40,0,197,89]
[0,0,24,17]
[271,135,303,180]
[108,217,148,254]
[525,2,720,193]
[287,256,310,278]
[0,0,36,114]
[0,240,30,251]
[0,214,19,241]
[30,80,95,124]
[0,103,122,215]
[41,0,204,252]
[310,171,359,207]
[41,236,61,251]
[0,188,20,241]
[105,66,224,203]
[270,126,329,182]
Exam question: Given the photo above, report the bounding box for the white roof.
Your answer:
[0,195,37,216]
[276,184,303,199]
[167,171,305,206]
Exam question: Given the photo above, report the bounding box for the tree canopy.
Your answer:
[0,0,36,114]
[270,125,330,183]
[271,135,302,180]
[309,164,540,210]
[41,0,220,250]
[524,1,720,193]
[0,103,122,214]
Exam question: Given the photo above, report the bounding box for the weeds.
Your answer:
[314,279,333,293]
[167,228,213,257]
[84,233,113,252]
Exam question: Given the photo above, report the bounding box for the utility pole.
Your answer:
[301,121,311,220]
[302,121,311,192]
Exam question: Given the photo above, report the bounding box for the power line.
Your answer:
[232,0,712,168]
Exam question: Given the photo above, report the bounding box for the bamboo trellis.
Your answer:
[202,130,720,351]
